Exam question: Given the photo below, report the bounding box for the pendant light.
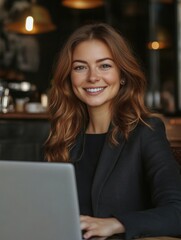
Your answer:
[61,0,104,9]
[5,1,56,34]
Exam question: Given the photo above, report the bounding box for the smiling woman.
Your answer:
[70,39,121,115]
[44,23,181,240]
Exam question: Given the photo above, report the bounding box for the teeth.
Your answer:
[86,88,104,93]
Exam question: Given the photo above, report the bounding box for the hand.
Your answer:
[80,215,125,239]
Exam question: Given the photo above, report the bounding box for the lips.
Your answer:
[84,87,106,93]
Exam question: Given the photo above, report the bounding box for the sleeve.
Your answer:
[119,118,181,240]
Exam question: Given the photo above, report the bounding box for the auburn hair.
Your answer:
[45,22,155,162]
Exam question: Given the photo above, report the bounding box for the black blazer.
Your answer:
[70,117,181,239]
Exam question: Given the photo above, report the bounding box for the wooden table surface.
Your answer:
[94,236,181,240]
[136,237,181,240]
[116,237,180,240]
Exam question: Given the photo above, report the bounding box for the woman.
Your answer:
[45,23,181,239]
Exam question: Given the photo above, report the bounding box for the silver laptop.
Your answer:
[0,161,82,240]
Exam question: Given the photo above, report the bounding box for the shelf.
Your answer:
[0,112,49,120]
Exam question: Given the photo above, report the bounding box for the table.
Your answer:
[91,237,181,240]
[135,237,180,240]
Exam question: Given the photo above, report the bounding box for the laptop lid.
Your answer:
[0,161,82,240]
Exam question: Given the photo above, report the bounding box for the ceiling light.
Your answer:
[61,0,104,9]
[5,3,56,34]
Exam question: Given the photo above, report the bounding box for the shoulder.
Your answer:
[129,116,168,147]
[143,116,165,127]
[137,116,166,134]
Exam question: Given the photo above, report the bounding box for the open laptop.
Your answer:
[0,161,83,240]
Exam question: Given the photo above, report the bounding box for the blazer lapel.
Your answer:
[70,129,126,215]
[91,133,126,215]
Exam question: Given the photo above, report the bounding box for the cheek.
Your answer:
[71,77,79,89]
[71,79,82,98]
[109,74,120,89]
[111,76,121,95]
[113,84,121,97]
[70,77,78,96]
[71,73,84,88]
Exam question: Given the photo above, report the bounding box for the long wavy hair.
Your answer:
[45,22,156,162]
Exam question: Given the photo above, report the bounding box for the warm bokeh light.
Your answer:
[62,0,104,9]
[151,41,160,49]
[25,16,34,31]
[147,40,170,50]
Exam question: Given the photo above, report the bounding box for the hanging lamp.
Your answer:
[61,0,104,9]
[5,1,56,34]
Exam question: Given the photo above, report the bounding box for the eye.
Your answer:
[100,63,112,70]
[73,65,87,71]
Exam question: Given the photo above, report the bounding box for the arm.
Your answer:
[119,118,181,239]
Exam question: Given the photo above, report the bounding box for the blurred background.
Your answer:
[0,0,180,116]
[1,0,181,162]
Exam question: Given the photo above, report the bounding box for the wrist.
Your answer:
[110,218,125,235]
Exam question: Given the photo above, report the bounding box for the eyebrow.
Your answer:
[72,58,114,64]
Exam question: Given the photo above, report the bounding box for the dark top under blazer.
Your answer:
[70,117,181,239]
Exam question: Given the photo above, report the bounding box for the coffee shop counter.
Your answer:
[0,111,49,120]
[0,111,50,162]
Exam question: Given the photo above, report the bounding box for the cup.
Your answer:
[15,98,29,112]
[25,102,45,113]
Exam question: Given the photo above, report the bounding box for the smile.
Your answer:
[85,87,105,93]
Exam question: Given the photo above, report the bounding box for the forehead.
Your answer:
[72,39,113,60]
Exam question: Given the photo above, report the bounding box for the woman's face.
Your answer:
[71,39,121,112]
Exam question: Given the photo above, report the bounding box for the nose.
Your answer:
[88,67,100,83]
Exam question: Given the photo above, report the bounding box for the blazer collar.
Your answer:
[91,132,125,215]
[70,128,126,215]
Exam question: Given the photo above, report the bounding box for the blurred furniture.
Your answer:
[0,112,50,162]
[172,146,181,166]
[163,117,181,166]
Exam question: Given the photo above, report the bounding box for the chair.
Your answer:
[172,146,181,166]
